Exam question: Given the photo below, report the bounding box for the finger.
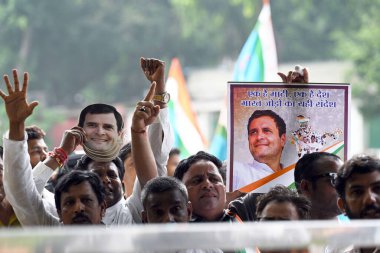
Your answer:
[287,71,292,83]
[136,101,155,113]
[152,105,160,117]
[140,57,146,70]
[303,68,309,83]
[70,129,85,144]
[21,72,29,92]
[152,60,159,71]
[277,72,287,83]
[28,101,39,114]
[143,81,156,101]
[3,74,13,94]
[13,69,20,92]
[71,126,84,131]
[149,59,155,75]
[0,89,6,100]
[158,60,165,69]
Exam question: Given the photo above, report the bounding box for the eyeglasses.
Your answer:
[309,172,337,186]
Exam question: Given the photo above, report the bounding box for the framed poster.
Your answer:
[228,82,350,193]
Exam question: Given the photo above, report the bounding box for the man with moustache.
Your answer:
[334,155,380,252]
[55,170,107,225]
[2,58,171,226]
[335,154,380,220]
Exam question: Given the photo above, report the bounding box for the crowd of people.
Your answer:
[0,60,379,253]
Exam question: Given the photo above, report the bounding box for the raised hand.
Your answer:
[59,126,87,155]
[140,57,165,85]
[140,57,168,109]
[131,82,160,133]
[0,69,38,124]
[278,65,309,84]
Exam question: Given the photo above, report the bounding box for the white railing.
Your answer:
[1,220,379,252]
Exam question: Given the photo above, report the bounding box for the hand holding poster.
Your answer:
[228,83,350,193]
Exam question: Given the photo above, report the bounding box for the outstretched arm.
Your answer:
[33,127,85,194]
[140,57,173,176]
[140,57,167,109]
[1,70,59,225]
[126,59,174,223]
[131,82,160,188]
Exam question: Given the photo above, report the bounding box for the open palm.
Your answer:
[0,70,38,123]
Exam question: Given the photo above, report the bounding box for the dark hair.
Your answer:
[169,148,181,157]
[335,155,380,200]
[141,176,188,208]
[294,152,341,192]
[256,185,311,220]
[75,155,125,181]
[118,142,132,163]
[26,125,46,140]
[54,170,105,212]
[78,103,124,132]
[174,151,223,182]
[247,110,286,137]
[220,160,227,186]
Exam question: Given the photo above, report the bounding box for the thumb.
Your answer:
[29,101,39,113]
[277,72,287,83]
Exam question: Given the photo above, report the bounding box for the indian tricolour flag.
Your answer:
[167,58,207,159]
[209,0,278,161]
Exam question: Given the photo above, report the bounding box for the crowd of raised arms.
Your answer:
[0,58,379,253]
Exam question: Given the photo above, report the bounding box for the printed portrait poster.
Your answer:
[227,82,350,193]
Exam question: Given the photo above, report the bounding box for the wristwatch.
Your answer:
[153,92,170,103]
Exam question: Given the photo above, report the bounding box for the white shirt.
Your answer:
[4,108,172,226]
[233,159,274,190]
[3,136,60,226]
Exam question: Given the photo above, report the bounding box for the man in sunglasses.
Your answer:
[294,152,343,219]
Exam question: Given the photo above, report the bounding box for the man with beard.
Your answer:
[335,155,380,219]
[334,155,380,252]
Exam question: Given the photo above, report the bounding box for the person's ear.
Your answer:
[280,134,286,147]
[118,128,127,138]
[187,201,193,221]
[141,210,148,223]
[337,198,346,214]
[300,179,312,197]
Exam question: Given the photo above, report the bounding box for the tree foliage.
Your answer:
[0,0,379,112]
